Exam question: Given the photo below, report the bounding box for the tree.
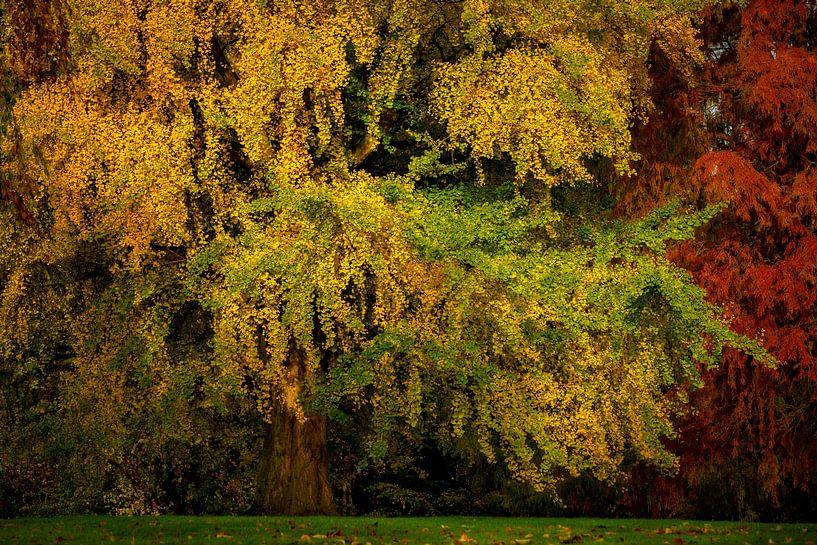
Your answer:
[618,0,817,519]
[1,0,767,514]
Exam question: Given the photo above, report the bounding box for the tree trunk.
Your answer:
[256,351,334,515]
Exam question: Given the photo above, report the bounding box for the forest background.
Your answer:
[0,0,815,522]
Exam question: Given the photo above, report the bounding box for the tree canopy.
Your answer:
[0,0,775,515]
[619,0,817,519]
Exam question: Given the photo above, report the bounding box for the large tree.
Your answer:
[619,0,817,519]
[1,0,767,514]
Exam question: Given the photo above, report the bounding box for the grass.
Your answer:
[0,516,815,545]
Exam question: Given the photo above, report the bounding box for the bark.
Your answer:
[350,132,379,168]
[256,351,334,515]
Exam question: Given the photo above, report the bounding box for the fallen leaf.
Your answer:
[560,536,583,544]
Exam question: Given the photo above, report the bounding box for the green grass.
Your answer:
[1,516,815,545]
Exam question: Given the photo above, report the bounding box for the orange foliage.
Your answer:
[620,0,817,519]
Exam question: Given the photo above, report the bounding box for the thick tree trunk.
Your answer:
[256,351,334,515]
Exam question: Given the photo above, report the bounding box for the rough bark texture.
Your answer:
[256,351,334,515]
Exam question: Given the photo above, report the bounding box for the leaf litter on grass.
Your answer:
[2,517,817,545]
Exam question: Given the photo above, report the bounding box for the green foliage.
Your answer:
[0,0,770,515]
[0,515,814,545]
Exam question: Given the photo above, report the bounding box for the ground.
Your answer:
[1,516,815,545]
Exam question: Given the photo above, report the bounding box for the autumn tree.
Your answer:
[1,0,768,515]
[618,0,817,519]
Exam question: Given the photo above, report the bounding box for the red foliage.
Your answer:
[619,0,817,519]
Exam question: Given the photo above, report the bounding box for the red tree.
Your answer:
[619,0,817,519]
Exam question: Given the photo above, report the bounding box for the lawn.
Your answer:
[1,516,815,545]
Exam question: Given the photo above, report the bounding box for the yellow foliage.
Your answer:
[433,44,636,185]
[0,0,740,500]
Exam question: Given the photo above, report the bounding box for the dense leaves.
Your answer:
[618,0,817,520]
[0,0,777,516]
